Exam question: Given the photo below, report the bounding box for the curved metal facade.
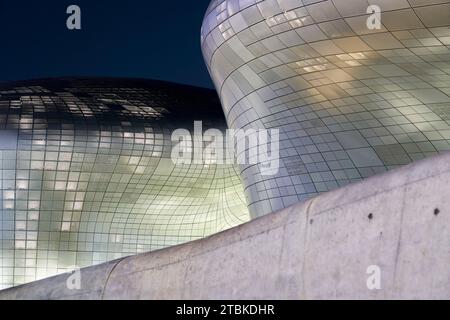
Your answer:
[0,78,249,288]
[202,0,450,217]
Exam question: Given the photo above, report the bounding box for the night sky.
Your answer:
[0,0,214,88]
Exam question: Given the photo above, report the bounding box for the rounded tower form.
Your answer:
[202,0,450,216]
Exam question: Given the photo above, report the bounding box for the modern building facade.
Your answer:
[1,0,450,291]
[0,78,249,289]
[201,0,450,217]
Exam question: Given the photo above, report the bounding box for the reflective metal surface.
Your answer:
[0,78,249,288]
[202,0,450,216]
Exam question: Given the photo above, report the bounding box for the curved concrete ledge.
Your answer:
[1,152,450,299]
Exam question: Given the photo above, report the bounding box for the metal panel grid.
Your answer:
[202,0,450,216]
[0,78,249,289]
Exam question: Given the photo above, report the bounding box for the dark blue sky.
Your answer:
[0,0,214,88]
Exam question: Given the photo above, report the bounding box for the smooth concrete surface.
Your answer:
[1,152,450,300]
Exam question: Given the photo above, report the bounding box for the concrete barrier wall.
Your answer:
[1,152,450,300]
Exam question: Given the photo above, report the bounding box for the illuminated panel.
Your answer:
[0,78,249,289]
